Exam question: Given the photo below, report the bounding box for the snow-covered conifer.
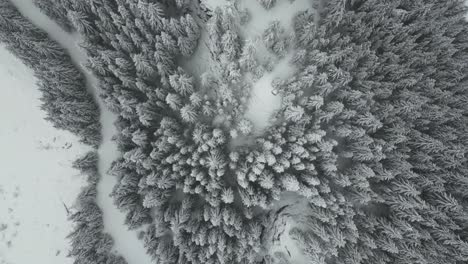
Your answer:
[238,119,253,135]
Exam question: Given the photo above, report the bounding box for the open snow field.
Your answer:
[0,46,89,264]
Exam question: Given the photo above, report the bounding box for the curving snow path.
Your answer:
[8,1,153,264]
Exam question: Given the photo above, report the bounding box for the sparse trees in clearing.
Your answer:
[239,41,258,72]
[257,0,277,10]
[262,20,289,56]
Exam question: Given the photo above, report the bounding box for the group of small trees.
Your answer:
[0,0,101,147]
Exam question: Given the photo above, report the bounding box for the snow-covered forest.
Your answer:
[2,0,468,263]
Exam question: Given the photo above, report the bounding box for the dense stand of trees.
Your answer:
[0,0,101,147]
[276,0,468,263]
[3,0,468,263]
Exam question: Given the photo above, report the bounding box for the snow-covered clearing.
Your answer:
[183,1,214,78]
[8,1,152,264]
[199,0,314,133]
[0,46,88,264]
[244,54,296,132]
[237,0,312,38]
[240,0,313,132]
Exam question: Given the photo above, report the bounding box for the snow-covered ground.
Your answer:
[244,54,296,133]
[8,1,153,264]
[240,0,312,132]
[0,46,89,264]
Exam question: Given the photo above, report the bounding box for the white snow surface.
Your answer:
[244,54,296,132]
[7,1,153,264]
[0,46,89,264]
[201,0,229,10]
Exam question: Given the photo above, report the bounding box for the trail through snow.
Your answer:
[8,1,152,264]
[244,54,296,133]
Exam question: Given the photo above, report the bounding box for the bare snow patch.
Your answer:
[244,54,296,132]
[201,0,230,10]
